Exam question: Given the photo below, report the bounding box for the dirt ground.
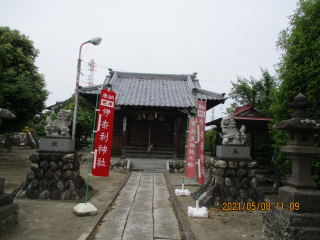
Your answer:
[0,147,278,240]
[167,173,278,240]
[0,147,128,240]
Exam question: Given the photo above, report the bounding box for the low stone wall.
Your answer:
[15,152,92,201]
[109,160,128,171]
[80,157,128,171]
[0,176,19,236]
[198,158,265,207]
[169,161,213,173]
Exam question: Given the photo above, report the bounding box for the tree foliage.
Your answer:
[226,68,276,117]
[0,27,49,133]
[0,45,8,107]
[205,127,217,153]
[225,68,276,165]
[271,0,320,187]
[36,96,95,150]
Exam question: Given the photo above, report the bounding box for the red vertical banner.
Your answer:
[196,100,206,185]
[91,89,116,177]
[185,117,196,178]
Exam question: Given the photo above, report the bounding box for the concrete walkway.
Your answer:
[93,172,181,240]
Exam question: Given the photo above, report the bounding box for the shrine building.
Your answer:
[79,69,227,159]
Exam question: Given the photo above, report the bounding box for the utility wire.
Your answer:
[38,60,234,82]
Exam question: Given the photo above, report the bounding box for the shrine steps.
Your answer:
[129,159,169,173]
[125,146,173,159]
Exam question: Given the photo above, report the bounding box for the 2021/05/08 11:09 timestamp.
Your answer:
[222,202,300,211]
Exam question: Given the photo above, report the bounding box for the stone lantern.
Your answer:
[262,93,320,239]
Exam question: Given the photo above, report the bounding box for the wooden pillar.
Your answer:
[173,117,178,160]
[121,117,127,159]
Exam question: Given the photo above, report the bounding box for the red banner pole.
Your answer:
[182,114,190,189]
[196,99,207,185]
[194,98,199,207]
[185,116,196,178]
[85,87,101,204]
[91,89,116,177]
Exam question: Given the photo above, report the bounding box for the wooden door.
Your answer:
[150,120,173,147]
[128,118,149,146]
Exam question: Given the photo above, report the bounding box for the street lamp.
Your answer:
[72,37,102,141]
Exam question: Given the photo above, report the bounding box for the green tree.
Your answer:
[0,45,9,128]
[205,127,217,154]
[36,96,95,150]
[271,0,320,187]
[226,68,276,117]
[0,45,8,107]
[225,68,276,165]
[0,27,49,133]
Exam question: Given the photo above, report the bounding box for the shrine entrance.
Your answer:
[128,117,173,147]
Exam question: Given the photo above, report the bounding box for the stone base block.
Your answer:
[39,138,75,152]
[0,193,13,207]
[0,203,19,236]
[262,203,320,239]
[0,176,4,194]
[216,145,250,160]
[278,186,320,213]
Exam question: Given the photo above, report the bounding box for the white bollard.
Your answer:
[73,202,98,216]
[187,200,208,218]
[175,184,191,196]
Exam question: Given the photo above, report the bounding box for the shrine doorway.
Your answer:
[128,117,173,147]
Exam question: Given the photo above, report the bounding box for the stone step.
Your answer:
[130,166,166,170]
[130,162,167,166]
[143,169,169,173]
[130,169,169,173]
[129,159,168,172]
[126,149,173,154]
[125,154,173,159]
[126,146,173,150]
[131,161,167,164]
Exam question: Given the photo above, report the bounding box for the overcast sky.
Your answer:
[1,0,298,122]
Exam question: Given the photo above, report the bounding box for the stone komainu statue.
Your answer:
[218,116,246,145]
[44,109,72,138]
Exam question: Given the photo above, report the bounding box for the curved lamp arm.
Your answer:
[72,38,102,141]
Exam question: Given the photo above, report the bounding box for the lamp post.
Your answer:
[72,37,102,141]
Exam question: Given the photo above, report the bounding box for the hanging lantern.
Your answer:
[147,114,154,121]
[143,113,146,119]
[155,112,157,118]
[137,114,143,121]
[158,115,165,121]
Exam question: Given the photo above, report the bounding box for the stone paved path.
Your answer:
[93,172,181,240]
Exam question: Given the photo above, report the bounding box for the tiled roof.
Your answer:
[79,70,227,108]
[206,103,273,127]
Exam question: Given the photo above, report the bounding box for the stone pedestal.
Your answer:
[0,177,19,236]
[0,176,4,194]
[278,186,320,213]
[198,158,264,207]
[216,145,251,160]
[39,138,75,153]
[262,203,320,239]
[16,152,92,201]
[15,138,93,201]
